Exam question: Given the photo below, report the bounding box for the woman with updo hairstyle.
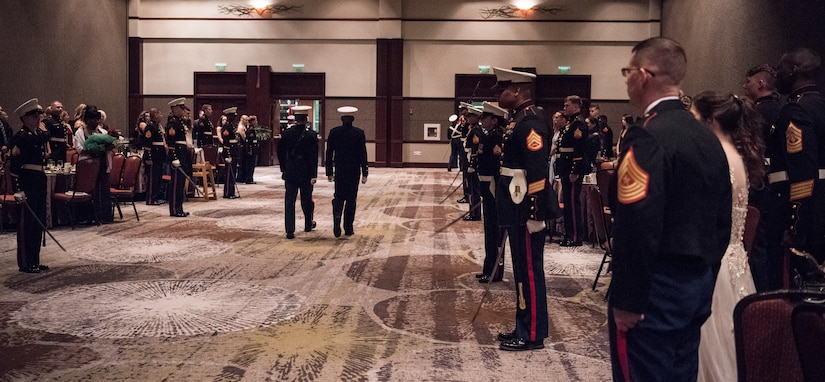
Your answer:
[690,90,765,382]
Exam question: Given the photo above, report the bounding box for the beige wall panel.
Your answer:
[403,143,451,164]
[403,21,655,42]
[403,99,456,142]
[323,99,377,141]
[401,0,653,20]
[134,19,378,40]
[142,42,376,97]
[405,43,634,100]
[135,0,379,19]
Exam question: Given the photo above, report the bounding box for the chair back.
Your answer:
[792,300,825,382]
[109,153,126,187]
[202,145,219,166]
[1,160,17,195]
[73,158,101,195]
[66,147,79,165]
[586,186,612,251]
[595,167,615,214]
[743,205,760,254]
[119,155,142,189]
[733,291,825,382]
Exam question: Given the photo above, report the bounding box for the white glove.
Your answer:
[361,176,367,184]
[172,159,181,167]
[328,175,334,182]
[526,219,546,233]
[13,191,26,203]
[311,178,317,185]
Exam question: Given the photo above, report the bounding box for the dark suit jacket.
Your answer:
[278,124,318,183]
[609,99,732,313]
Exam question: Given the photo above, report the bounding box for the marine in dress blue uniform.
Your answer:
[278,106,318,239]
[165,98,191,217]
[777,48,825,267]
[608,37,731,381]
[194,104,215,148]
[463,106,483,221]
[475,101,506,283]
[556,96,590,246]
[218,107,239,199]
[492,67,555,351]
[142,108,167,205]
[325,106,368,238]
[44,101,68,165]
[9,98,50,273]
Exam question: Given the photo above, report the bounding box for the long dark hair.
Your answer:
[691,90,766,190]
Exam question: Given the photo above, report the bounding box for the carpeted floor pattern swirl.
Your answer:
[0,166,611,381]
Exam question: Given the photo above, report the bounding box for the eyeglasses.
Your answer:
[621,67,656,77]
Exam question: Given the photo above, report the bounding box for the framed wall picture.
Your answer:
[424,123,440,141]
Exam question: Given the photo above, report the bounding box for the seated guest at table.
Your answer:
[9,98,50,273]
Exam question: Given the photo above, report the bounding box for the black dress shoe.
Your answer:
[499,338,544,351]
[497,331,516,342]
[478,275,502,283]
[286,232,295,239]
[224,195,239,199]
[333,225,342,238]
[36,264,49,271]
[20,267,40,274]
[475,273,485,279]
[172,212,189,217]
[559,240,582,247]
[456,198,468,203]
[463,215,481,221]
[305,221,317,232]
[344,230,354,236]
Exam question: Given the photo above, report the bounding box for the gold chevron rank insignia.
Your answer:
[168,128,176,137]
[574,128,582,139]
[789,179,814,201]
[528,178,546,194]
[617,147,649,204]
[526,129,543,151]
[145,131,151,138]
[473,135,479,145]
[786,122,803,153]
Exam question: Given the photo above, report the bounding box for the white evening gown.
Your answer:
[697,160,755,382]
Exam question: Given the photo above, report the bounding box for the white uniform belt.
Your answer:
[21,164,44,172]
[478,175,494,182]
[228,139,238,143]
[500,167,525,177]
[49,137,65,142]
[768,171,788,184]
[203,132,213,135]
[820,169,825,180]
[174,141,187,145]
[558,147,574,153]
[152,141,165,146]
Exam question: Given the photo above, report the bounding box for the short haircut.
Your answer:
[565,95,582,106]
[201,104,212,111]
[783,47,822,78]
[746,64,777,90]
[631,37,687,85]
[590,104,600,110]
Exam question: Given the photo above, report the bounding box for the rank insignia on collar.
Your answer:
[786,122,803,154]
[526,129,543,151]
[573,128,582,139]
[617,147,649,204]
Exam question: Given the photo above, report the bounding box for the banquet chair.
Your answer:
[733,290,824,382]
[65,147,79,165]
[201,145,222,183]
[111,155,142,221]
[792,300,825,382]
[587,186,613,291]
[743,205,760,255]
[52,157,100,229]
[0,160,18,231]
[108,153,125,188]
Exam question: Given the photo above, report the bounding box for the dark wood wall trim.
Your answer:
[128,37,143,141]
[375,38,404,168]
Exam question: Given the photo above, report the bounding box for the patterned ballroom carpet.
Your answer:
[0,166,611,381]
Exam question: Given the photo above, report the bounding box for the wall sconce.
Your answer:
[292,64,305,72]
[558,66,570,74]
[218,4,303,18]
[478,65,491,74]
[479,4,567,19]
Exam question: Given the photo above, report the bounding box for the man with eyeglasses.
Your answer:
[608,37,732,381]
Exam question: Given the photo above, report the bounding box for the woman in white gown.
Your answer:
[690,91,766,382]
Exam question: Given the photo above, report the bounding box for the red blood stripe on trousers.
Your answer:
[525,228,537,341]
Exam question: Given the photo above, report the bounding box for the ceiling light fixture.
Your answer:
[479,4,567,19]
[218,4,303,18]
